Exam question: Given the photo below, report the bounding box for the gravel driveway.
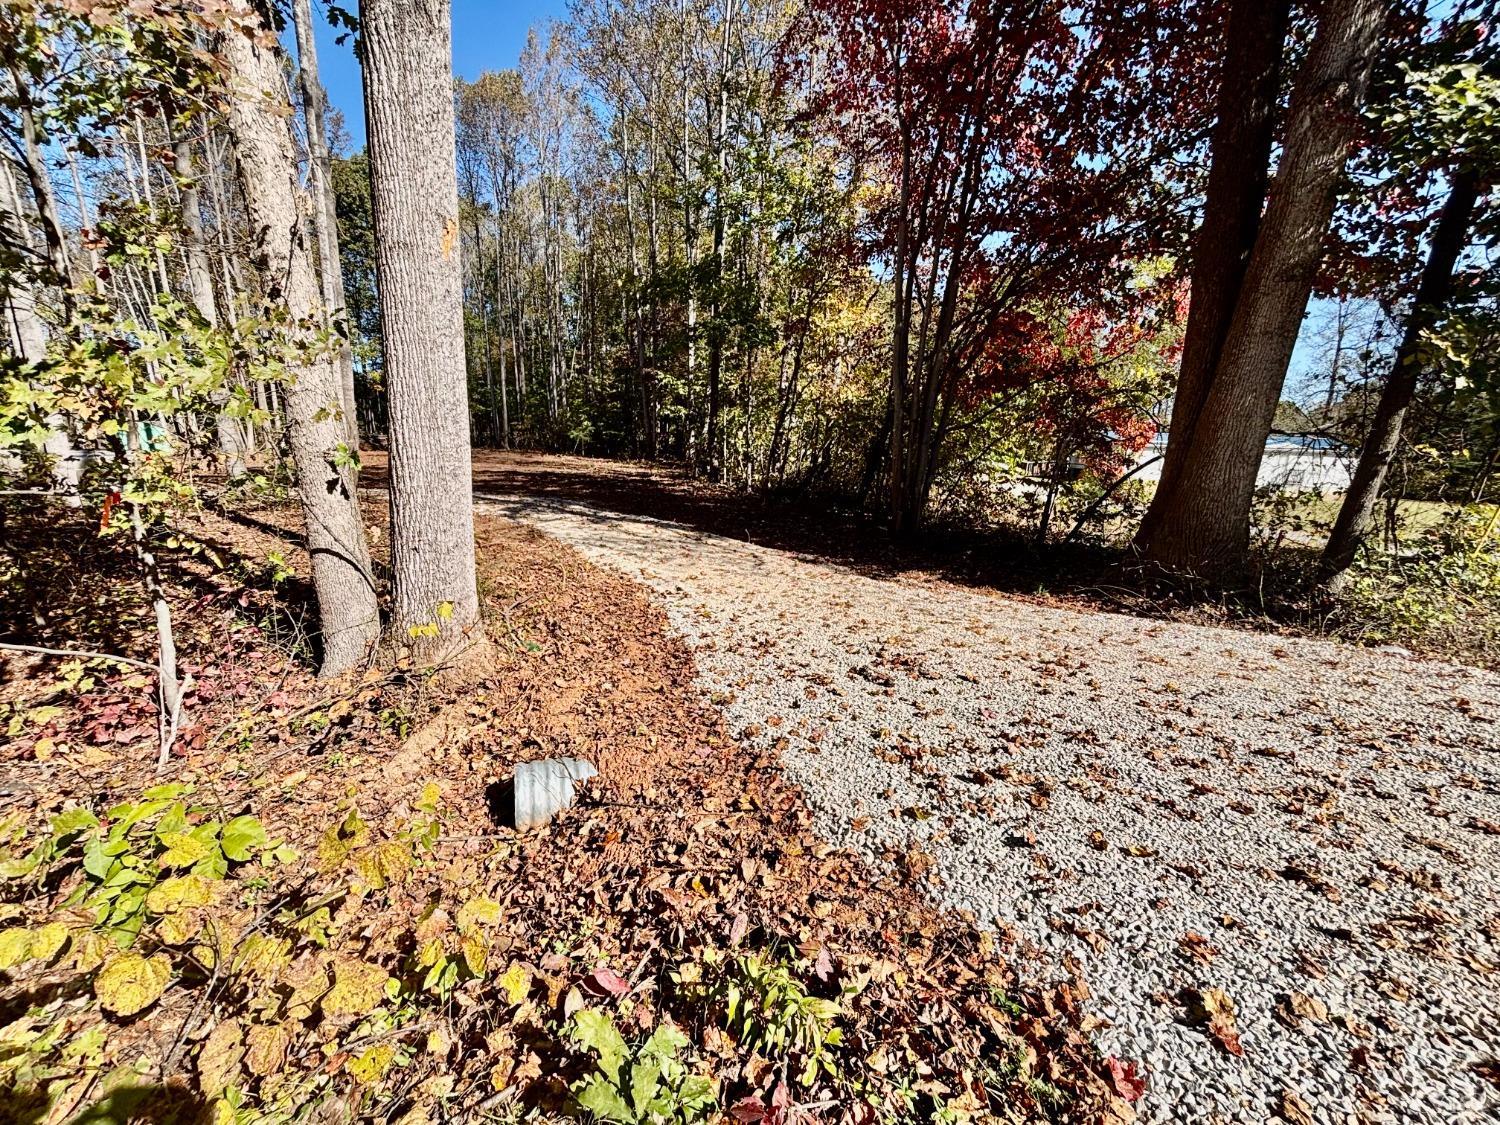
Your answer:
[481,493,1500,1125]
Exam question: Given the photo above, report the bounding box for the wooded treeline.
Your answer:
[323,0,1495,585]
[2,0,1498,670]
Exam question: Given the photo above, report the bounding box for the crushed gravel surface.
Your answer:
[481,493,1500,1125]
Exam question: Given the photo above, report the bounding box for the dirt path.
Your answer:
[478,476,1500,1125]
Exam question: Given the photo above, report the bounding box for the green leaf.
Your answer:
[640,1023,688,1064]
[220,816,268,863]
[573,1009,627,1083]
[51,807,99,837]
[575,1075,633,1123]
[628,1061,662,1115]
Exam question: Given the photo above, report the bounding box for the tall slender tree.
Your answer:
[291,0,359,448]
[360,0,482,663]
[221,0,380,676]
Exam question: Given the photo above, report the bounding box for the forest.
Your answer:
[1,1,1498,1125]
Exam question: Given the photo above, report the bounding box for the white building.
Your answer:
[1133,433,1353,493]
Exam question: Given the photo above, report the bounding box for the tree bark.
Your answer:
[1142,0,1387,577]
[221,3,380,677]
[1134,0,1291,549]
[0,160,47,363]
[1320,169,1482,587]
[292,0,359,450]
[360,0,482,665]
[168,114,250,479]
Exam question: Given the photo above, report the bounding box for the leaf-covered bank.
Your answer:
[0,494,1132,1124]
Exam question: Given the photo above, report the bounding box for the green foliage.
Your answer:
[674,950,848,1089]
[1333,505,1500,649]
[569,1010,718,1125]
[0,780,469,1124]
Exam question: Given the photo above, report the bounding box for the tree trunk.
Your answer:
[1141,0,1386,577]
[0,161,48,363]
[361,0,482,665]
[221,3,380,677]
[292,0,359,450]
[1320,169,1481,587]
[168,115,250,479]
[1135,0,1291,550]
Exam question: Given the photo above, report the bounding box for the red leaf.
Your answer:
[98,490,120,532]
[729,1097,767,1124]
[583,967,631,998]
[1104,1057,1146,1102]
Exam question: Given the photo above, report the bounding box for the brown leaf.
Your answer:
[1276,990,1329,1029]
[1183,987,1244,1057]
[1276,1088,1315,1125]
[1178,932,1219,964]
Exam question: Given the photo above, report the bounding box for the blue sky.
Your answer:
[301,0,569,150]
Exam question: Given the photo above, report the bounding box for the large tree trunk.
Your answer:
[1141,0,1386,577]
[291,0,359,450]
[221,3,380,677]
[1134,0,1291,549]
[360,0,481,665]
[1320,170,1482,588]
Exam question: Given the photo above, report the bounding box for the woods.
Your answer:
[2,0,1499,1122]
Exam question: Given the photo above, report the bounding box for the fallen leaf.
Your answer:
[583,967,631,998]
[1103,1056,1146,1102]
[1183,987,1244,1057]
[1276,1088,1314,1125]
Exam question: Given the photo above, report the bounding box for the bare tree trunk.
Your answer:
[0,161,48,363]
[169,114,250,479]
[221,3,380,677]
[1134,0,1290,549]
[10,92,74,300]
[292,0,359,449]
[361,0,481,665]
[1320,169,1481,588]
[133,115,174,296]
[1142,0,1386,577]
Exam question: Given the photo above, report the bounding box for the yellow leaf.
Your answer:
[348,1042,395,1084]
[72,930,109,973]
[95,951,172,1016]
[146,874,216,915]
[436,601,454,621]
[497,962,531,1006]
[233,934,292,981]
[324,958,390,1017]
[27,922,69,963]
[455,896,502,930]
[461,931,488,976]
[0,927,32,969]
[245,1022,292,1076]
[157,832,211,869]
[158,911,205,946]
